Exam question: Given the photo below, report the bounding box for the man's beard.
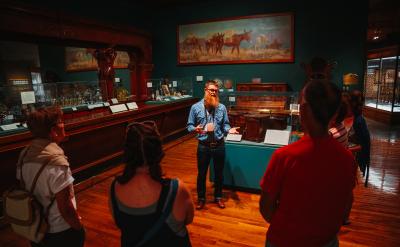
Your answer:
[204,93,219,109]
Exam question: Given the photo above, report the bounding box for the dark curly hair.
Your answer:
[117,121,165,184]
[304,79,341,127]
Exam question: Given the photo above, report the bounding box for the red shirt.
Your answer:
[260,135,356,247]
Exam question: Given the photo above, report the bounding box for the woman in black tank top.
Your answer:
[109,121,194,247]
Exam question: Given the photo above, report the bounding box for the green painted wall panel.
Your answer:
[150,0,368,97]
[210,141,278,190]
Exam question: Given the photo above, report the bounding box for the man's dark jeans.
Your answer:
[197,142,225,200]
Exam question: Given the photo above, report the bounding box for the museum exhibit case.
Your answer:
[220,90,300,142]
[0,81,107,135]
[145,77,194,104]
[210,83,301,190]
[363,46,400,124]
[0,2,198,216]
[205,75,235,92]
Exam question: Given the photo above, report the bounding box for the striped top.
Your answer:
[329,122,349,148]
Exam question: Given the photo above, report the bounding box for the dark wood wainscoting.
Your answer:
[0,98,198,197]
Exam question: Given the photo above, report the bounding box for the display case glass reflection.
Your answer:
[145,77,193,104]
[205,75,234,92]
[0,81,105,136]
[364,55,400,112]
[219,90,300,144]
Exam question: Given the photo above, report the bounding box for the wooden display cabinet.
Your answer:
[363,46,400,124]
[221,83,298,142]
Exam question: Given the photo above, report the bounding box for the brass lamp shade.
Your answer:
[343,73,359,86]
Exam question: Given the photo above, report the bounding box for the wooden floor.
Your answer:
[1,119,400,247]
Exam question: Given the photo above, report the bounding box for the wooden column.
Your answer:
[138,63,154,101]
[127,51,138,101]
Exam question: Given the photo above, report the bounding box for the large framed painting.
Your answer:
[177,12,294,65]
[65,47,130,72]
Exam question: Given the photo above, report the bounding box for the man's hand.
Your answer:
[194,124,204,133]
[228,127,240,134]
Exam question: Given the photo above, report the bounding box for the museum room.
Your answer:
[0,0,399,246]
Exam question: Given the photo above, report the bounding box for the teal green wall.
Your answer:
[18,0,368,97]
[149,0,368,97]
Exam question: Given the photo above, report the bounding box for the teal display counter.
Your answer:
[210,140,280,190]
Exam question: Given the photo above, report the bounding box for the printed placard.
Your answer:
[109,104,128,113]
[20,91,35,104]
[226,133,242,142]
[0,123,20,131]
[264,130,290,146]
[126,102,138,110]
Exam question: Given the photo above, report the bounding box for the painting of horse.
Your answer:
[177,13,294,65]
[66,47,129,72]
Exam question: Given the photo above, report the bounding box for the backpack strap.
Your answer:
[18,146,57,222]
[135,178,179,247]
[18,147,29,189]
[29,158,52,195]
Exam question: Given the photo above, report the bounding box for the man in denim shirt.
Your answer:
[187,80,239,210]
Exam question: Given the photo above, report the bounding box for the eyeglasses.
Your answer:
[207,88,218,93]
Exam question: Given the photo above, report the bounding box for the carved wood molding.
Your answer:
[0,2,152,63]
[93,48,117,101]
[0,1,153,99]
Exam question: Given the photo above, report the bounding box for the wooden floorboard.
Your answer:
[0,119,399,246]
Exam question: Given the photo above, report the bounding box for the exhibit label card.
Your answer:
[20,91,36,104]
[110,104,128,113]
[126,102,138,110]
[0,123,20,131]
[226,133,242,142]
[264,129,291,146]
[111,98,119,104]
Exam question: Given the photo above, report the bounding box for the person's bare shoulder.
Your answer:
[175,178,191,199]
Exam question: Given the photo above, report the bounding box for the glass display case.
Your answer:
[219,90,300,144]
[364,49,400,113]
[0,81,105,136]
[205,75,234,92]
[145,77,193,104]
[363,46,400,124]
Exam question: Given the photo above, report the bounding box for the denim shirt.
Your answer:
[187,99,231,141]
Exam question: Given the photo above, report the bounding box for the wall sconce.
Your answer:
[343,73,358,91]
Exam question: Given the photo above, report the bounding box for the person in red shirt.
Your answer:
[259,80,356,247]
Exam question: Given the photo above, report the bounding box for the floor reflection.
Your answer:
[367,167,398,194]
[367,118,400,194]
